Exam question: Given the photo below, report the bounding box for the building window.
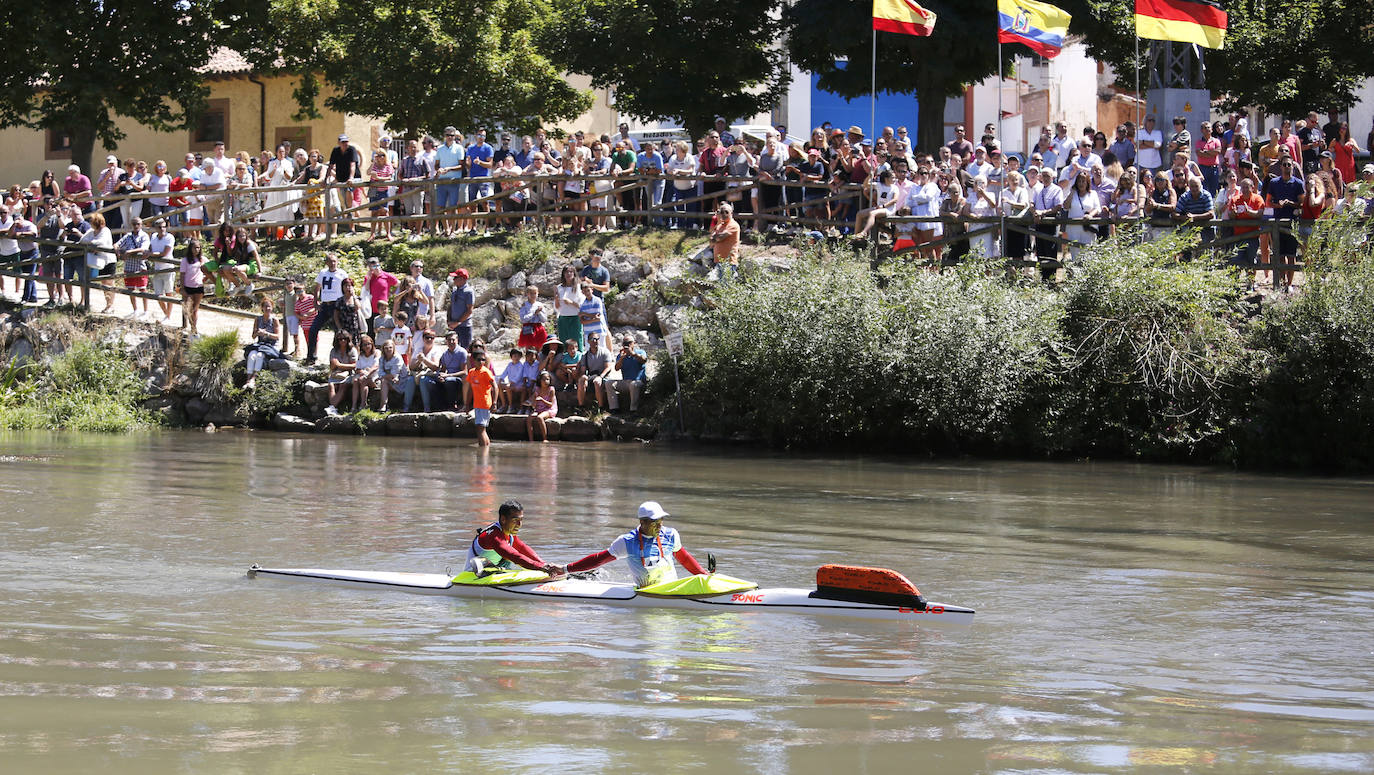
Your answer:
[274,126,312,153]
[45,129,72,160]
[190,99,230,151]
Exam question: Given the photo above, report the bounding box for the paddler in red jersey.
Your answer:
[465,500,565,575]
[564,501,705,587]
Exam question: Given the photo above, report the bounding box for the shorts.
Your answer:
[436,181,463,210]
[1277,231,1299,257]
[285,315,301,335]
[98,263,115,278]
[368,190,389,211]
[328,373,353,384]
[893,238,917,252]
[473,408,491,427]
[124,276,148,289]
[468,181,494,200]
[152,271,174,296]
[184,285,205,296]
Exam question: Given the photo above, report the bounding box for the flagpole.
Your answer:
[1135,32,1142,143]
[997,42,1005,261]
[870,27,877,141]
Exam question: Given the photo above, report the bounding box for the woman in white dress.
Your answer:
[968,175,999,259]
[998,171,1032,259]
[263,144,296,234]
[1065,171,1103,263]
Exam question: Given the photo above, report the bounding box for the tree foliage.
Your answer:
[1063,0,1374,117]
[0,0,249,175]
[538,0,791,141]
[241,0,592,137]
[785,0,1012,152]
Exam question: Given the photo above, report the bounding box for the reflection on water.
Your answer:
[1,430,1372,773]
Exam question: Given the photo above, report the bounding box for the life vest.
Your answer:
[466,522,512,571]
[623,526,680,588]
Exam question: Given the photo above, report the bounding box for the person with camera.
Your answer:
[606,334,647,414]
[708,202,740,280]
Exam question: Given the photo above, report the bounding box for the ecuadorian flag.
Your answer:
[997,0,1072,59]
[1135,0,1227,49]
[873,0,937,37]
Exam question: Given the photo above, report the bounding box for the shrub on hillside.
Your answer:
[0,341,149,432]
[1056,227,1251,459]
[1246,212,1374,470]
[667,254,1062,450]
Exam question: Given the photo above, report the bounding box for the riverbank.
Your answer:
[5,217,1374,469]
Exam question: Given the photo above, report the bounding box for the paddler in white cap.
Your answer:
[564,501,706,587]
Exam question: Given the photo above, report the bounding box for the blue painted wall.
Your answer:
[809,69,920,138]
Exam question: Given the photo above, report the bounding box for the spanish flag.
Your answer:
[873,0,937,37]
[997,0,1072,59]
[1135,0,1227,49]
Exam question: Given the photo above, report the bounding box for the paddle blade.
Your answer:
[707,553,717,574]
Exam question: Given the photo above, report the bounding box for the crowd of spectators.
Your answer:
[4,110,1372,313]
[280,247,649,437]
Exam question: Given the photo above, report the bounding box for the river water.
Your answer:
[1,431,1371,774]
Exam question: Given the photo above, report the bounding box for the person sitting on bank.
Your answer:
[564,501,706,587]
[465,500,565,575]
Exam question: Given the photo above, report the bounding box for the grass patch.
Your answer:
[188,330,240,405]
[0,341,151,432]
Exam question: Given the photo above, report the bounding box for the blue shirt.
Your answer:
[1266,176,1303,219]
[618,348,647,381]
[435,142,465,180]
[513,149,533,168]
[1176,189,1215,217]
[438,347,468,376]
[635,151,665,174]
[449,282,475,327]
[579,264,611,298]
[467,142,493,176]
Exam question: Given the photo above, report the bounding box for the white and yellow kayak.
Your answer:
[245,563,975,624]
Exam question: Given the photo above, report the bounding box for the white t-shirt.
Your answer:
[148,233,175,269]
[200,167,226,190]
[391,325,412,356]
[213,155,236,179]
[1052,135,1077,168]
[666,154,699,190]
[0,216,16,255]
[315,268,349,303]
[556,284,581,317]
[1137,128,1164,169]
[409,336,431,366]
[355,351,379,374]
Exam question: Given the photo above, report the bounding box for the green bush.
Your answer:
[1246,212,1374,470]
[0,341,150,432]
[188,330,241,405]
[1056,228,1250,458]
[238,369,309,421]
[666,253,1062,450]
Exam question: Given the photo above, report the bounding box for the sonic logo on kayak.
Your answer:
[899,606,944,614]
[533,582,566,592]
[730,593,765,603]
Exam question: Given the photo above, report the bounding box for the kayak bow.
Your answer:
[245,564,975,624]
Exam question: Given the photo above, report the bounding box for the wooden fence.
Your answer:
[4,173,1333,317]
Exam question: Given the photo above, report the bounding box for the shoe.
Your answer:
[242,283,255,297]
[324,406,340,416]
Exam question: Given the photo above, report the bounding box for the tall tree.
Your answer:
[537,0,791,141]
[242,0,592,137]
[785,0,1013,153]
[0,0,245,176]
[1064,0,1374,118]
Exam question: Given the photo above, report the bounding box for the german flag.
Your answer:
[1135,0,1227,49]
[873,0,937,37]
